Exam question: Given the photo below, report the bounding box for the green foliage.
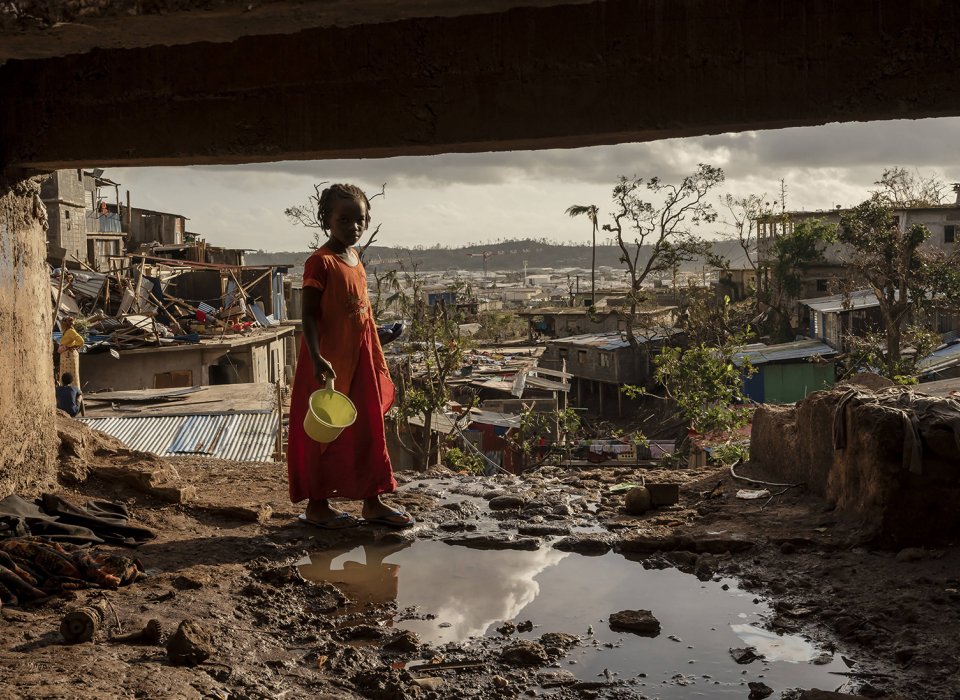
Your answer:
[840,325,941,383]
[474,311,526,344]
[625,332,755,435]
[443,447,486,476]
[710,441,750,466]
[768,217,836,300]
[505,406,583,470]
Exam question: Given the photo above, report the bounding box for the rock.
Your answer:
[201,503,273,523]
[539,632,578,650]
[623,487,652,515]
[413,677,444,691]
[553,534,612,555]
[443,534,540,551]
[516,620,533,632]
[616,533,678,554]
[537,669,577,688]
[517,523,570,537]
[730,647,761,664]
[341,624,386,640]
[501,640,550,666]
[895,547,926,563]
[646,483,680,506]
[383,630,420,653]
[172,574,206,590]
[693,556,714,581]
[166,619,213,666]
[496,621,516,636]
[608,609,660,637]
[489,494,526,510]
[748,681,774,699]
[492,675,509,688]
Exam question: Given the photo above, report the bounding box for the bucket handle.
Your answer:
[324,377,336,393]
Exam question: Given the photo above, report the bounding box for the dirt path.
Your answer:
[0,427,956,699]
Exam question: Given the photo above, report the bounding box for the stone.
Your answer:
[443,534,540,551]
[383,630,420,653]
[166,619,214,666]
[488,494,526,510]
[895,547,926,563]
[553,534,612,555]
[623,487,652,515]
[537,669,577,688]
[539,632,578,650]
[729,647,761,664]
[608,610,660,637]
[646,483,680,506]
[172,574,206,590]
[517,523,570,537]
[501,640,550,666]
[748,681,774,699]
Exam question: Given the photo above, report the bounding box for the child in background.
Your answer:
[287,184,414,530]
[55,372,83,417]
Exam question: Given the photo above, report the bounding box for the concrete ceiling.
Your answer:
[0,0,594,64]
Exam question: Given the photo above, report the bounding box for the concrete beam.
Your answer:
[2,0,960,169]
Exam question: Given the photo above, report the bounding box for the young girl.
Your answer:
[287,183,414,530]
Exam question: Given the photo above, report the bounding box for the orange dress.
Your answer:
[287,248,396,503]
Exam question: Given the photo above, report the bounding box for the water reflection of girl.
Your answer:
[301,542,410,606]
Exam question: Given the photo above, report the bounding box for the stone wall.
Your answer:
[752,389,960,547]
[0,176,58,495]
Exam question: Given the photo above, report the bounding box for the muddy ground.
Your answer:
[0,421,957,700]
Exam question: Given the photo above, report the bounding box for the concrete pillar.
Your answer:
[0,175,57,495]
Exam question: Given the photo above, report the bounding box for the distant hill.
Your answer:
[246,238,754,274]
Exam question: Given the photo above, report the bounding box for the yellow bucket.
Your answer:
[304,378,357,443]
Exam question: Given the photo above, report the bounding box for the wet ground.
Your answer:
[1,427,958,699]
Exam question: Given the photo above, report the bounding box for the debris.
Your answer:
[623,486,652,515]
[109,619,163,646]
[748,681,774,699]
[166,619,214,666]
[736,489,771,500]
[608,609,661,637]
[729,647,762,664]
[501,640,550,665]
[60,601,108,644]
[647,483,680,506]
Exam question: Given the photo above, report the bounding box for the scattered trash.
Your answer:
[109,619,163,646]
[730,646,763,664]
[736,489,772,500]
[60,601,109,644]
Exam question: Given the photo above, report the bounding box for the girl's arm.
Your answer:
[301,287,336,384]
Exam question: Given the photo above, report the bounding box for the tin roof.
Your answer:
[81,411,278,462]
[548,328,677,351]
[732,339,838,367]
[916,340,960,375]
[799,289,881,314]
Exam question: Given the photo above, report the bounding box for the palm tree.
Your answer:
[565,204,599,307]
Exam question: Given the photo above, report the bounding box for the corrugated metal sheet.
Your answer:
[799,289,882,314]
[549,328,677,351]
[916,340,960,375]
[81,412,278,462]
[732,340,837,367]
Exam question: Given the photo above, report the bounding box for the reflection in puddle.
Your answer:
[299,541,849,697]
[731,623,820,663]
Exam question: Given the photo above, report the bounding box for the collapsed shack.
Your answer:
[52,255,287,353]
[752,386,960,546]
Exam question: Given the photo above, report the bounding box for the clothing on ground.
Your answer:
[287,248,396,503]
[0,494,156,546]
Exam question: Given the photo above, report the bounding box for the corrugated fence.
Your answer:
[82,412,279,462]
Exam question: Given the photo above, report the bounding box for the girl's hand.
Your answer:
[313,356,336,385]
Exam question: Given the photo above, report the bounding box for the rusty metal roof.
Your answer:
[547,328,678,351]
[82,411,278,462]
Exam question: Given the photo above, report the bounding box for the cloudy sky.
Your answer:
[107,116,960,252]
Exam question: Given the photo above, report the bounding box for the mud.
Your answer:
[0,420,956,698]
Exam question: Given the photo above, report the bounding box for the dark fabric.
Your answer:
[0,494,155,547]
[55,385,81,416]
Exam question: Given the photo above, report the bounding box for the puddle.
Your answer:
[299,541,850,696]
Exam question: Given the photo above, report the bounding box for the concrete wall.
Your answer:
[0,177,57,495]
[39,170,87,261]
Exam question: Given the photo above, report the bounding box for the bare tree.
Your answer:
[602,163,725,346]
[872,167,946,208]
[284,182,387,259]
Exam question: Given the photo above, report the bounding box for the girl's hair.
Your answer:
[317,184,371,233]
